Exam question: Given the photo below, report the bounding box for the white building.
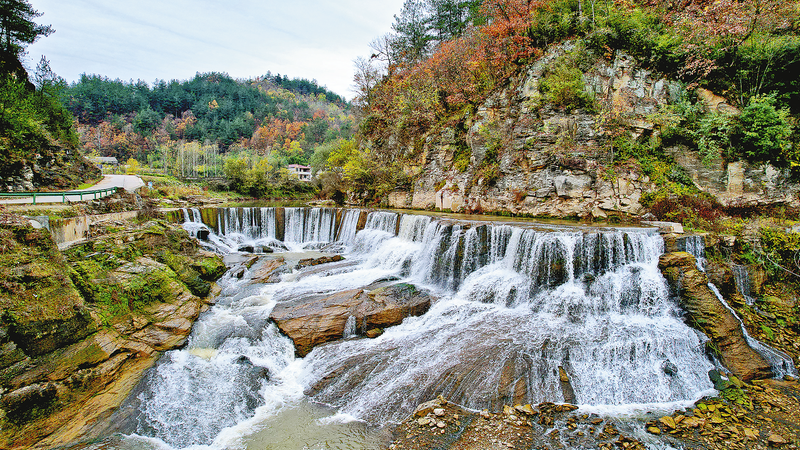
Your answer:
[287,164,312,181]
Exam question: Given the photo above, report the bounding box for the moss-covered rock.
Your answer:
[0,220,94,358]
[658,252,773,381]
[0,216,227,449]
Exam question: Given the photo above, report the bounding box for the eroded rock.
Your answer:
[270,283,433,357]
[658,252,772,381]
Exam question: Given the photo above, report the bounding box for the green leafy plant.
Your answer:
[540,50,596,111]
[732,94,792,164]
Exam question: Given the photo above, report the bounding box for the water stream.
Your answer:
[110,208,725,450]
[682,235,798,379]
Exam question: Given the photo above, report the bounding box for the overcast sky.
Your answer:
[26,0,405,100]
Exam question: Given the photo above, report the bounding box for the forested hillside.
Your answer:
[331,0,799,204]
[61,73,355,194]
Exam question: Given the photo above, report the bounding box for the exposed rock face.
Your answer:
[270,283,433,357]
[0,146,101,192]
[0,218,225,450]
[380,42,800,218]
[658,252,772,381]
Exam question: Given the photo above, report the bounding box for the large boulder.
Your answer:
[270,283,433,357]
[658,252,772,381]
[249,257,289,284]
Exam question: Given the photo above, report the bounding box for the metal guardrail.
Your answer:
[0,187,120,204]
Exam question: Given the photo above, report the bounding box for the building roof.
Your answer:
[287,164,311,169]
[92,157,119,164]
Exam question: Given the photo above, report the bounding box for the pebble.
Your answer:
[768,434,788,446]
[436,421,446,428]
[434,408,445,417]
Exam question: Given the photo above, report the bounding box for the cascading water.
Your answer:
[304,223,713,422]
[732,264,756,305]
[364,211,399,233]
[682,235,798,379]
[336,209,362,244]
[121,209,725,450]
[284,207,337,248]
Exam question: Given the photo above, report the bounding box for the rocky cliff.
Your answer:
[381,42,800,219]
[0,145,101,193]
[0,215,226,449]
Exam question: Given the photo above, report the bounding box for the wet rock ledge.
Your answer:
[658,251,772,381]
[0,216,226,450]
[271,282,433,357]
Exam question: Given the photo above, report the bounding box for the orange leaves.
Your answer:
[365,0,546,138]
[250,118,306,152]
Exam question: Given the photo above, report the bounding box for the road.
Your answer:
[0,175,145,205]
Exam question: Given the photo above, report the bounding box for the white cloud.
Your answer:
[26,0,405,99]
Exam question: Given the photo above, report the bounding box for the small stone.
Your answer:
[436,421,446,428]
[365,328,383,338]
[515,404,535,415]
[768,434,788,446]
[481,410,490,419]
[417,417,431,426]
[659,416,677,429]
[647,426,661,435]
[433,408,445,417]
[743,428,758,439]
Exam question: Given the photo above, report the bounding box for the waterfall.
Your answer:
[302,222,713,422]
[397,214,431,242]
[708,284,798,379]
[336,209,361,244]
[343,316,357,339]
[732,264,756,305]
[259,207,276,239]
[683,235,797,379]
[123,211,737,449]
[364,211,399,233]
[283,207,336,246]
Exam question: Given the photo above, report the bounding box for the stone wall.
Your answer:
[30,211,141,249]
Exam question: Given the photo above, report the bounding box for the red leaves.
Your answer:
[366,0,545,137]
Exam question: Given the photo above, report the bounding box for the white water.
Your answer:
[683,235,797,379]
[336,209,362,244]
[121,209,726,449]
[732,264,756,305]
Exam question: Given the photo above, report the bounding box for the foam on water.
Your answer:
[122,210,741,449]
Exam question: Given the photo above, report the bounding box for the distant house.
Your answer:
[91,156,119,170]
[287,164,312,181]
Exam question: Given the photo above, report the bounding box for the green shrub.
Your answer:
[696,111,735,164]
[732,95,793,164]
[540,51,596,111]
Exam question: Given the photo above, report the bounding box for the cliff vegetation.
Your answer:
[0,1,100,192]
[325,0,799,209]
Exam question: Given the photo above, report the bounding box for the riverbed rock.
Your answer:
[270,283,433,357]
[249,256,288,284]
[658,252,772,381]
[296,254,344,268]
[0,218,225,450]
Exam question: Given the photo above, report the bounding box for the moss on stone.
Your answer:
[155,250,211,297]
